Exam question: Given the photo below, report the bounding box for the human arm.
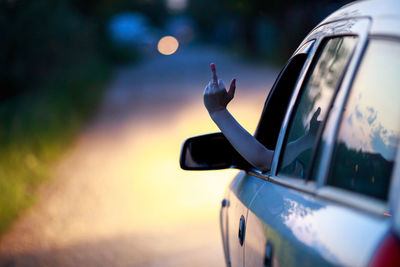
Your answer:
[280,107,321,168]
[204,63,273,172]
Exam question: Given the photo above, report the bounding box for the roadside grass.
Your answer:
[0,58,111,235]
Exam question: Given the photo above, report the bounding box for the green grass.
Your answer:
[0,58,111,235]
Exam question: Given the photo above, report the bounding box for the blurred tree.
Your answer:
[186,0,226,40]
[0,0,168,99]
[0,0,95,98]
[70,0,168,27]
[187,0,353,62]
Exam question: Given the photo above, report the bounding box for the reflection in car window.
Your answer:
[279,37,358,179]
[327,40,400,200]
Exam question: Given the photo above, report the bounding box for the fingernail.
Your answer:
[233,78,236,84]
[210,63,215,71]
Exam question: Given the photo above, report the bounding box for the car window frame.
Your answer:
[277,35,359,182]
[253,40,315,152]
[249,18,394,216]
[318,36,400,216]
[302,19,394,215]
[369,16,400,229]
[249,40,315,177]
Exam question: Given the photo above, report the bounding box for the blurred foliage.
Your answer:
[70,0,167,26]
[0,0,167,98]
[0,0,168,234]
[0,57,110,235]
[187,0,354,63]
[0,0,94,97]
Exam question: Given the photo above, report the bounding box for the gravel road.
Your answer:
[0,45,277,267]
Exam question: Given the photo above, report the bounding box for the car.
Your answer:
[180,0,400,266]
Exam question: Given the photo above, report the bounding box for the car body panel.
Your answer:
[245,179,390,267]
[319,0,400,27]
[226,171,265,266]
[370,17,400,37]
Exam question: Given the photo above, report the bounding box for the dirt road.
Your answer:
[0,45,277,266]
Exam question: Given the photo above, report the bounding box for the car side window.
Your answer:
[327,39,400,200]
[255,42,313,151]
[278,37,358,179]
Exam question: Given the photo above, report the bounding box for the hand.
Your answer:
[203,63,236,115]
[309,107,321,137]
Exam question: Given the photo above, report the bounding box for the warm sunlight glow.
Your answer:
[157,36,179,55]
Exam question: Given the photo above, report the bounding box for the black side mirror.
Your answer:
[180,132,251,171]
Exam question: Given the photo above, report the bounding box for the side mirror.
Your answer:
[180,132,251,171]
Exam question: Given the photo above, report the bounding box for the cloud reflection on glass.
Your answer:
[329,39,400,200]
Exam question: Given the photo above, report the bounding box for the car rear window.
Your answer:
[327,39,400,200]
[278,36,358,179]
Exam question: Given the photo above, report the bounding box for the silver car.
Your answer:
[180,0,400,266]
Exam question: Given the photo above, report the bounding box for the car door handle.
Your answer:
[238,215,246,246]
[264,241,273,267]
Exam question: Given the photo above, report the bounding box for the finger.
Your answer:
[218,79,226,90]
[227,78,236,100]
[312,107,321,121]
[204,81,213,93]
[210,63,218,83]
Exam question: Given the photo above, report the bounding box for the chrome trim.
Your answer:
[390,147,400,235]
[316,186,389,217]
[293,40,315,55]
[316,19,371,188]
[248,170,316,194]
[247,170,267,180]
[248,169,389,217]
[247,170,268,182]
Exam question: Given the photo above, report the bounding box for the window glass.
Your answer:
[327,39,400,200]
[279,37,358,179]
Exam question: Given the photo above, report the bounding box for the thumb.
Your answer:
[227,78,236,100]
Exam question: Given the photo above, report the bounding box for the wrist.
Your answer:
[304,132,315,146]
[210,108,228,121]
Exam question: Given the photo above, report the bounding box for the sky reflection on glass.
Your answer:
[280,37,357,178]
[338,41,400,159]
[329,40,400,199]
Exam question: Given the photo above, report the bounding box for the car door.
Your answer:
[224,172,265,267]
[245,19,397,267]
[223,40,315,267]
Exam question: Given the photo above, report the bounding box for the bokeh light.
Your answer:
[157,36,179,55]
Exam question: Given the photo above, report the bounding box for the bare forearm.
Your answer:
[281,133,314,168]
[211,109,273,171]
[203,63,272,171]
